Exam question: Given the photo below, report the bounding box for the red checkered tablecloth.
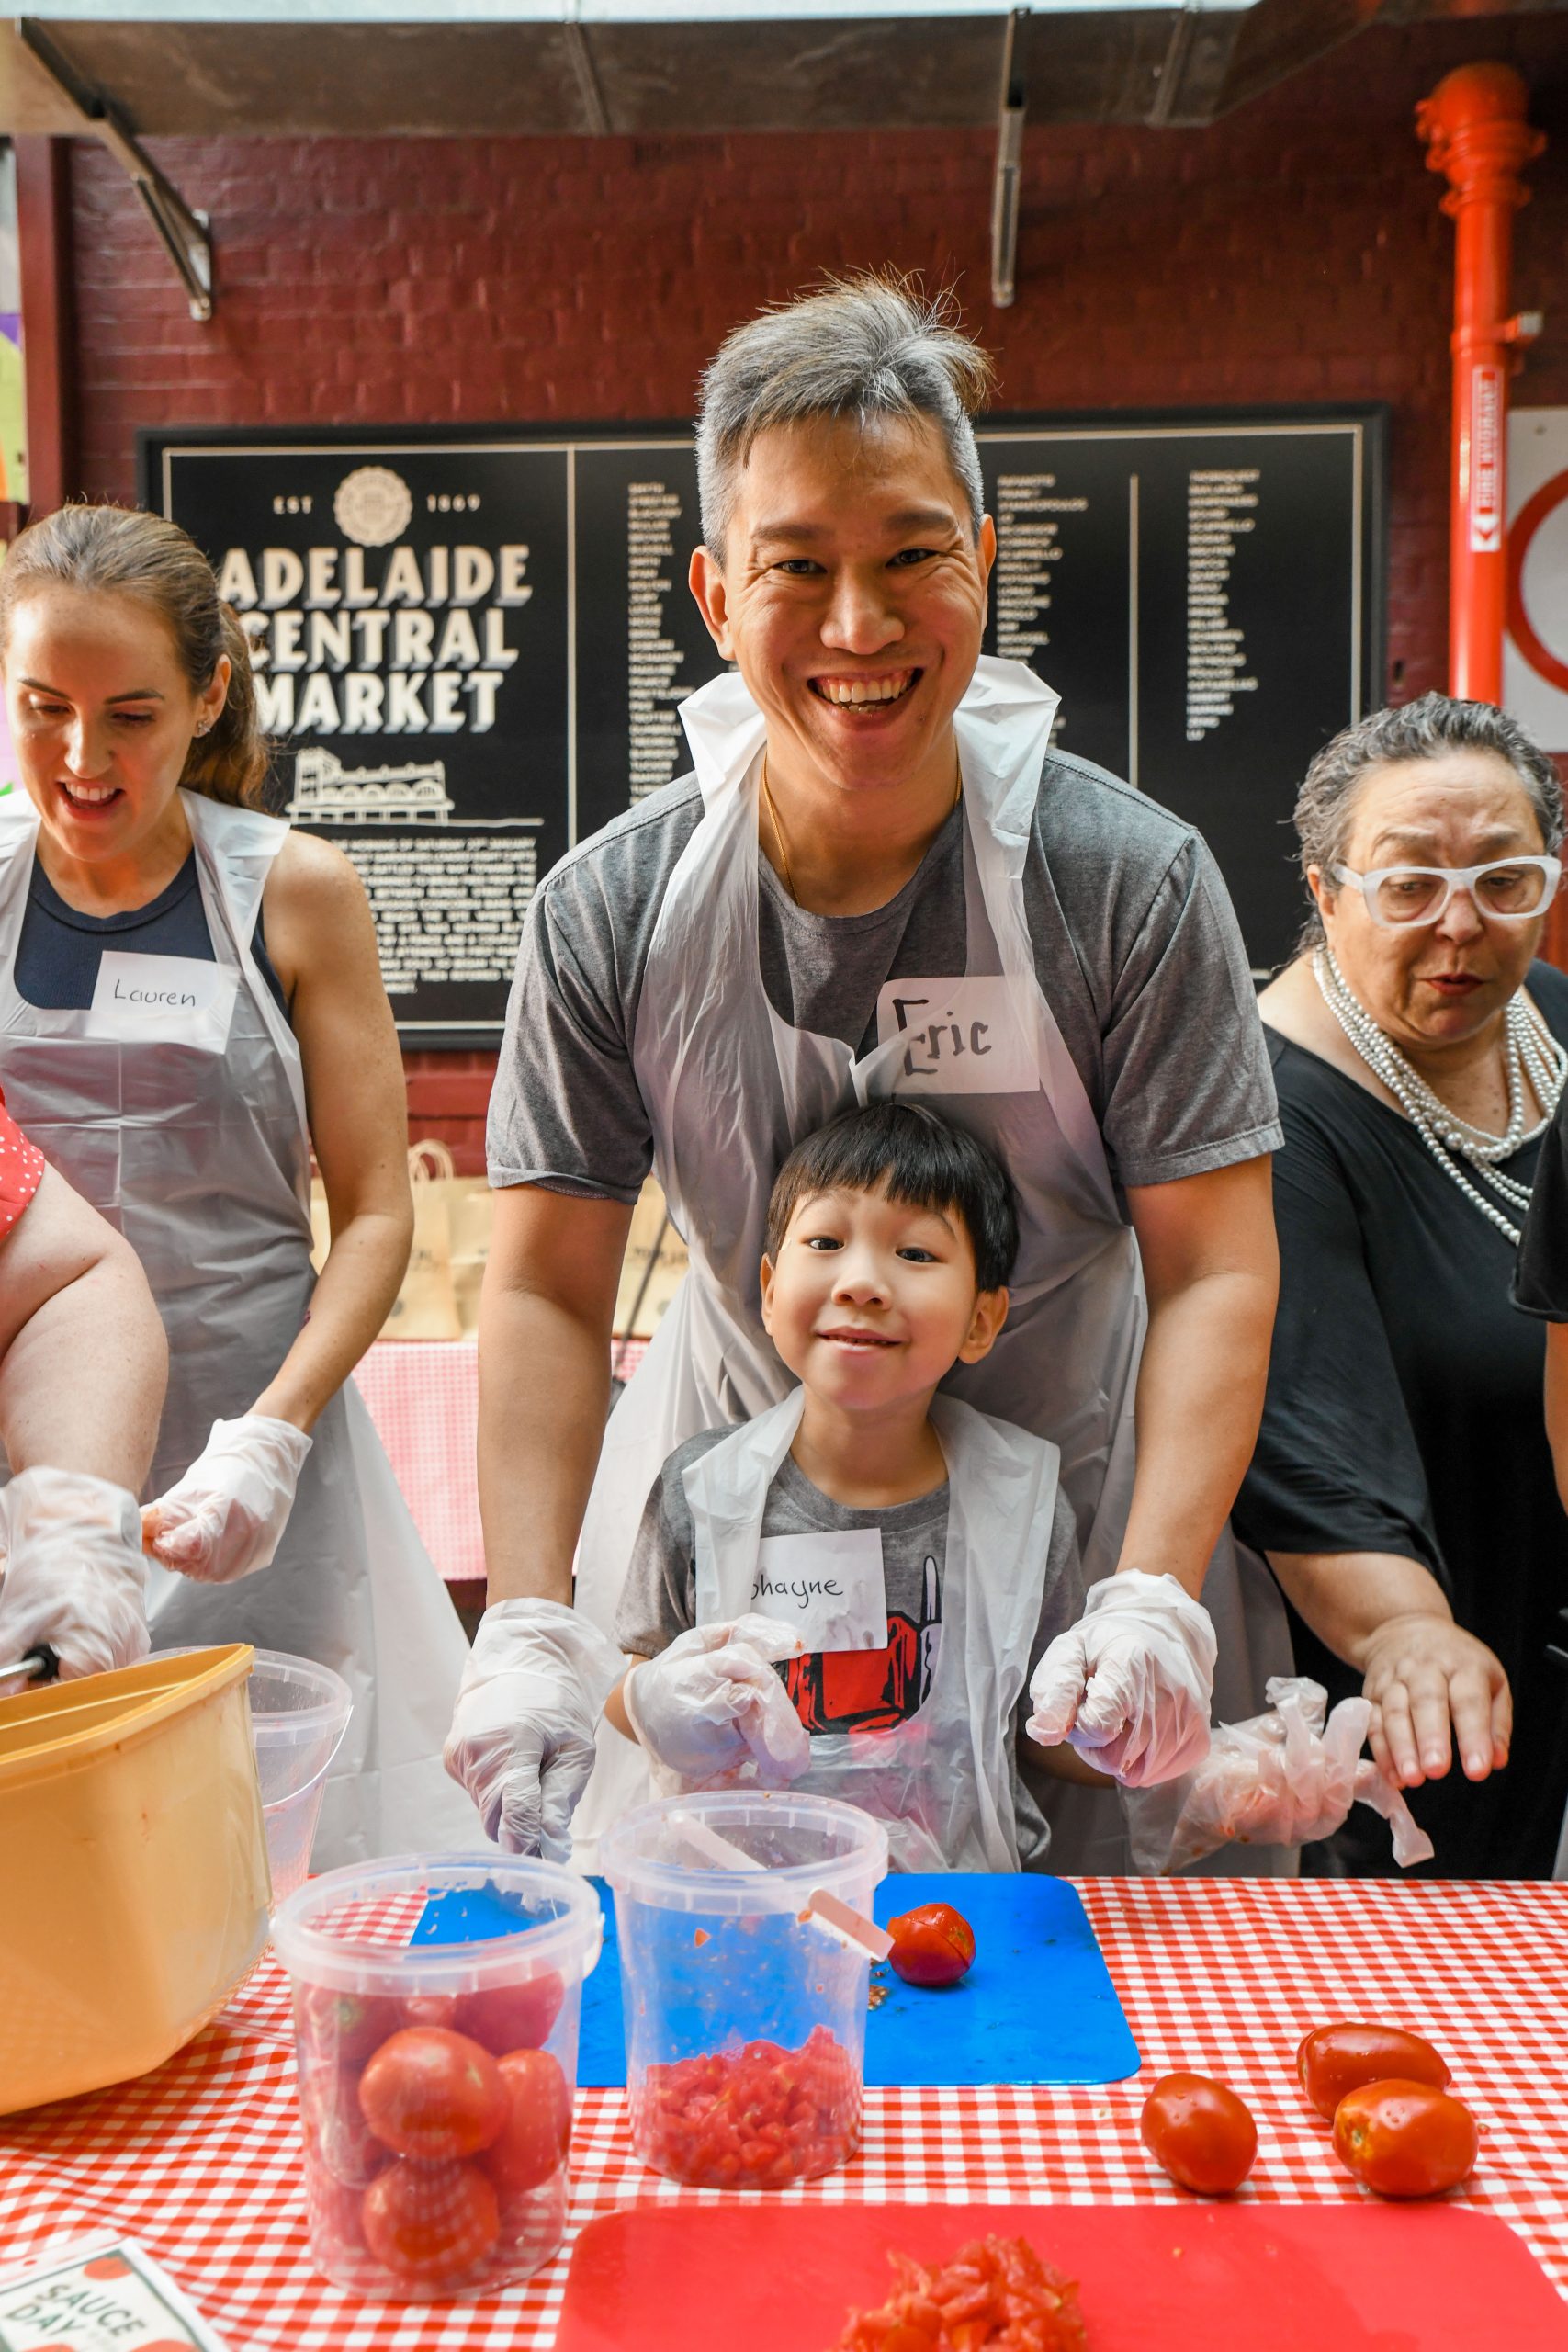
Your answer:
[2,1878,1565,2346]
[353,1339,651,1586]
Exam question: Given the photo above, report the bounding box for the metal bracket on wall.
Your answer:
[561,0,611,136]
[991,8,1028,309]
[1145,0,1201,130]
[16,17,212,321]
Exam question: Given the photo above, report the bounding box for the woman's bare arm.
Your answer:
[250,830,413,1430]
[1268,1546,1510,1787]
[0,1165,168,1487]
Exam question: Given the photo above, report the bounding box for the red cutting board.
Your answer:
[553,2200,1568,2349]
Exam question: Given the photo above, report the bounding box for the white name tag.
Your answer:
[86,952,238,1053]
[876,976,1035,1095]
[750,1527,887,1652]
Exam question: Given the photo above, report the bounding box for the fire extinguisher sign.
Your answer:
[1470,364,1505,553]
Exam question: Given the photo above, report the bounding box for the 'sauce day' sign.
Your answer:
[141,413,1384,1045]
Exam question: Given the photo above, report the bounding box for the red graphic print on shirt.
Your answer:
[780,1555,941,1736]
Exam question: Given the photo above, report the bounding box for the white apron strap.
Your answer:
[684,1387,807,1623]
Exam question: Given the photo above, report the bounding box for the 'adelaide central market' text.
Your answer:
[216,541,531,736]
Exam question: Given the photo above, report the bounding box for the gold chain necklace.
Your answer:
[759,758,962,907]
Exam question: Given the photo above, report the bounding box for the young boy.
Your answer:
[604,1100,1090,1872]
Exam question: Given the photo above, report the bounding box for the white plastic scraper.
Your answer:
[668,1809,892,1959]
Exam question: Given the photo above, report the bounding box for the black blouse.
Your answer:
[1235,962,1568,1880]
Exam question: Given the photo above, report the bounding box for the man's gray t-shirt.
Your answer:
[488,750,1281,1201]
[615,1429,1087,1871]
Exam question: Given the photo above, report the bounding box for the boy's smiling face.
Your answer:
[760,1178,1008,1415]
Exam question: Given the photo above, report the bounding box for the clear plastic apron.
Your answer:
[682,1387,1059,1871]
[571,658,1291,1871]
[0,790,475,1864]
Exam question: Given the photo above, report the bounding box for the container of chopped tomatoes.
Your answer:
[601,1792,889,2190]
[273,1856,602,2299]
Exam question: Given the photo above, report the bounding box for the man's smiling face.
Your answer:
[690,410,996,805]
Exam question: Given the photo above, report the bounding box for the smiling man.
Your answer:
[446,277,1290,1870]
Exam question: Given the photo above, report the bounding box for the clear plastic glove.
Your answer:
[1026,1569,1217,1788]
[1129,1676,1435,1874]
[141,1414,312,1583]
[623,1614,811,1790]
[445,1598,625,1860]
[0,1465,148,1690]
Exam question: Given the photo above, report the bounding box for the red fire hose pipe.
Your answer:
[1416,63,1545,706]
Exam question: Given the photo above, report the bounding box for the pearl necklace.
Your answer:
[1313,945,1568,1247]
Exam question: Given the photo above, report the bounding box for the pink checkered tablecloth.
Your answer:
[353,1339,651,1585]
[3,1878,1565,2347]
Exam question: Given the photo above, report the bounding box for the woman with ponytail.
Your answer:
[0,503,473,1861]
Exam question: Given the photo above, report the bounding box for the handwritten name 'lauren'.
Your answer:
[752,1572,846,1611]
[113,978,197,1009]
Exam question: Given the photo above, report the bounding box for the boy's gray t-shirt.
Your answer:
[615,1429,1087,1872]
[488,749,1280,1201]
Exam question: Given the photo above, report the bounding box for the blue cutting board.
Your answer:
[578,1871,1138,2087]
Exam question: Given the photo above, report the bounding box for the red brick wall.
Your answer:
[58,15,1568,1159]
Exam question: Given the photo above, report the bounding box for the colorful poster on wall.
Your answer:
[1506,406,1568,752]
[0,143,27,506]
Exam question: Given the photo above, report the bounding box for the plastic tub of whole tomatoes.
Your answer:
[601,1791,888,2190]
[272,1855,602,2300]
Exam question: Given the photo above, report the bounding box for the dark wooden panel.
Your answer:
[13,135,76,514]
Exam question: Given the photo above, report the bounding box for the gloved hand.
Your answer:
[141,1414,312,1583]
[0,1465,148,1691]
[1026,1569,1217,1787]
[445,1598,626,1860]
[623,1615,811,1788]
[1128,1677,1435,1874]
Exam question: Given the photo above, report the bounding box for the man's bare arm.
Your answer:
[1122,1156,1280,1598]
[0,1166,168,1490]
[477,1184,635,1604]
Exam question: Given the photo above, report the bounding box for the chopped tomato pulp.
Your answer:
[632,2023,861,2190]
[836,2235,1087,2351]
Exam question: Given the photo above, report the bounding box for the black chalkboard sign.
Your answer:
[141,412,1384,1043]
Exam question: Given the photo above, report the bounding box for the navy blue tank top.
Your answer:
[16,849,288,1015]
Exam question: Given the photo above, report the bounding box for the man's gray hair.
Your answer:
[1294,692,1566,946]
[695,274,995,558]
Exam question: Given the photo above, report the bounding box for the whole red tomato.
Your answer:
[308,2171,370,2262]
[886,1903,976,1989]
[1332,2079,1478,2198]
[483,2049,573,2197]
[1140,2072,1258,2195]
[357,2029,509,2162]
[454,1973,564,2055]
[361,2158,500,2286]
[295,1985,401,2070]
[301,2062,390,2188]
[1296,2023,1450,2121]
[400,1994,461,2031]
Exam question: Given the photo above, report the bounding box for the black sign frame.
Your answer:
[139,407,1387,1043]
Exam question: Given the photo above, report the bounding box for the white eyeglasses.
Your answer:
[1332,856,1562,929]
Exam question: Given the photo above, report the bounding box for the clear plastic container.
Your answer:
[272,1855,602,2301]
[0,1645,270,2115]
[601,1791,888,2190]
[156,1646,352,1903]
[250,1651,351,1902]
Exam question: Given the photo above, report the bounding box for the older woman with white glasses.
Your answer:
[1235,694,1568,1879]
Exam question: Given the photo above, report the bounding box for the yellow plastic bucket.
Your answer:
[0,1643,272,2115]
